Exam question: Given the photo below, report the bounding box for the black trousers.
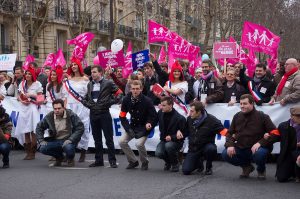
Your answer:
[90,112,116,163]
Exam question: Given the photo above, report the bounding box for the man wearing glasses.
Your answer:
[269,58,300,106]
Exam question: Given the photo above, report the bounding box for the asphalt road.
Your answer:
[0,151,299,199]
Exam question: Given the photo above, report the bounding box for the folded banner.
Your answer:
[4,96,290,153]
[98,50,125,68]
[241,21,280,55]
[132,49,150,71]
[67,32,95,61]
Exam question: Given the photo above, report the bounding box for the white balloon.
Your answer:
[97,46,107,53]
[111,39,124,52]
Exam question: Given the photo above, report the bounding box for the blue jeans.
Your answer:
[155,141,182,165]
[39,140,75,160]
[222,147,269,173]
[182,143,217,175]
[0,142,11,164]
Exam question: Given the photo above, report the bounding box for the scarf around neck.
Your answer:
[276,67,298,96]
[290,119,300,143]
[193,111,207,128]
[200,71,213,81]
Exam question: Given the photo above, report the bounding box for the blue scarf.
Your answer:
[193,111,207,128]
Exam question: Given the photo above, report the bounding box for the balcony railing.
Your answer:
[99,20,110,32]
[0,0,18,13]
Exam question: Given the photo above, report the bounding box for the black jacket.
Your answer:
[273,120,299,182]
[158,108,187,142]
[82,78,122,115]
[239,67,276,105]
[222,81,246,103]
[152,60,169,87]
[187,113,224,152]
[36,109,84,144]
[119,93,158,138]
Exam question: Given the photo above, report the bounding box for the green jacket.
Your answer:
[36,109,84,144]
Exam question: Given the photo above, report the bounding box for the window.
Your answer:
[57,30,68,58]
[118,9,124,25]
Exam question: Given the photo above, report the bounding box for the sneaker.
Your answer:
[141,160,149,170]
[2,163,9,169]
[170,164,179,172]
[109,161,118,168]
[295,178,300,183]
[50,158,63,167]
[240,164,255,178]
[66,159,75,167]
[89,161,104,167]
[126,161,139,169]
[164,163,171,171]
[205,168,213,175]
[257,171,266,180]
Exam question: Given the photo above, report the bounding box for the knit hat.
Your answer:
[169,61,184,82]
[67,57,84,76]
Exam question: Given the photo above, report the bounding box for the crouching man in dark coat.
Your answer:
[36,99,84,167]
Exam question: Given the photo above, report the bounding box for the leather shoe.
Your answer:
[126,161,139,169]
[66,159,75,167]
[2,163,9,169]
[170,164,179,172]
[164,163,171,171]
[240,164,254,178]
[89,161,104,167]
[109,161,118,168]
[141,160,149,170]
[205,168,213,175]
[257,171,266,180]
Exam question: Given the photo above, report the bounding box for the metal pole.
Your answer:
[110,0,114,43]
[143,1,149,49]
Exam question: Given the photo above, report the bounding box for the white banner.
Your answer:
[2,97,292,153]
[0,54,17,71]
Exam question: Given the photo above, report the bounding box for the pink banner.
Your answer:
[148,20,171,43]
[123,41,133,78]
[98,50,125,68]
[213,42,237,59]
[23,54,35,70]
[55,48,66,68]
[67,32,95,61]
[158,46,167,64]
[241,21,280,55]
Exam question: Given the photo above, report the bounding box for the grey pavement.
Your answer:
[0,151,299,199]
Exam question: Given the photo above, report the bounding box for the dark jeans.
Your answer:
[155,141,182,165]
[221,146,269,173]
[182,143,217,175]
[39,140,75,160]
[0,142,11,164]
[90,112,116,163]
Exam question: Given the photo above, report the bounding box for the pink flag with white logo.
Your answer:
[23,54,35,70]
[67,32,95,61]
[158,46,166,64]
[55,48,66,68]
[43,53,56,68]
[189,56,202,76]
[148,20,170,43]
[241,21,280,55]
[123,41,133,78]
[267,52,278,74]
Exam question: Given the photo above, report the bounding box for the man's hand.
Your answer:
[227,147,236,158]
[62,140,72,148]
[296,155,300,167]
[150,53,156,62]
[228,100,235,106]
[176,130,184,140]
[297,142,300,148]
[40,141,47,146]
[269,97,275,105]
[280,99,286,106]
[264,133,270,140]
[251,142,261,154]
[105,66,113,75]
[145,123,152,131]
[165,135,171,142]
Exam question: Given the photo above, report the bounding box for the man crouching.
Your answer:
[36,99,84,167]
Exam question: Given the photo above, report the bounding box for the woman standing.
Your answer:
[64,58,89,162]
[45,66,65,112]
[163,61,188,115]
[16,66,43,160]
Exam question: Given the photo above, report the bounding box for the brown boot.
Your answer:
[78,150,86,162]
[23,143,31,160]
[67,159,75,167]
[26,144,37,160]
[240,164,255,178]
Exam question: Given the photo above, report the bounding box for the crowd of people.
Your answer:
[0,55,299,184]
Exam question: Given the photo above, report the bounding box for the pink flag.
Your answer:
[23,54,35,70]
[148,20,170,43]
[158,46,166,64]
[123,41,133,78]
[247,49,258,77]
[241,21,280,55]
[267,52,278,74]
[189,56,202,76]
[43,53,56,68]
[55,48,66,68]
[67,32,95,61]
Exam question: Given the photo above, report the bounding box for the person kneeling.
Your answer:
[155,97,186,172]
[0,106,13,168]
[36,99,84,167]
[182,101,226,175]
